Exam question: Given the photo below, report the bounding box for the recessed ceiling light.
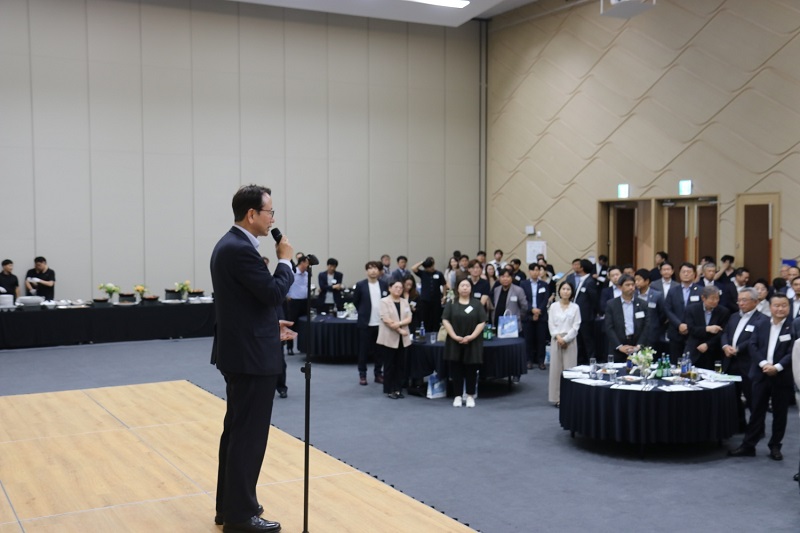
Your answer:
[402,0,470,8]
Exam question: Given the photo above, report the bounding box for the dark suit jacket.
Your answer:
[210,227,293,376]
[751,317,795,385]
[317,270,344,309]
[605,297,650,354]
[598,286,617,315]
[684,302,730,364]
[523,279,551,324]
[664,283,702,340]
[353,278,388,328]
[572,275,598,326]
[638,289,667,344]
[720,311,769,375]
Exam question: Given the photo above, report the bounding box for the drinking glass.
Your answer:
[589,357,597,378]
[714,360,722,374]
[607,354,614,370]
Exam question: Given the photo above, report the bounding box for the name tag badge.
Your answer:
[510,296,518,302]
[648,302,657,309]
[597,276,606,282]
[433,274,440,279]
[779,334,791,342]
[382,291,388,296]
[745,324,755,332]
[464,305,473,314]
[690,295,699,302]
[580,287,586,293]
[635,311,645,319]
[474,292,482,298]
[538,287,546,293]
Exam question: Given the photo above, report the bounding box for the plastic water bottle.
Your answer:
[589,359,598,380]
[419,323,426,339]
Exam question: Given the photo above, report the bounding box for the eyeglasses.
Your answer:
[257,208,275,217]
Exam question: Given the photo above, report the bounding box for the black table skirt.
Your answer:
[0,303,215,349]
[559,377,739,444]
[295,315,359,359]
[407,337,528,380]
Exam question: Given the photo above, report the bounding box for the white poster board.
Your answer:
[526,240,547,265]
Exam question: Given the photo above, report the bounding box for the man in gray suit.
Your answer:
[210,185,295,533]
[605,274,650,362]
[492,267,528,330]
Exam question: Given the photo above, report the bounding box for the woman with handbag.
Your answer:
[548,280,581,407]
[377,279,413,399]
[441,278,488,408]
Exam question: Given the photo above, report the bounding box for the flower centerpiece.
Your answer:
[98,282,120,300]
[627,346,655,378]
[174,280,191,299]
[133,284,147,297]
[343,302,356,319]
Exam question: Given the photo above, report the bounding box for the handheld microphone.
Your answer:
[271,228,296,272]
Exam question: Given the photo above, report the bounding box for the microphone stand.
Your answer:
[301,254,318,533]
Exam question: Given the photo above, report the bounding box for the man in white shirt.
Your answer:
[353,261,389,386]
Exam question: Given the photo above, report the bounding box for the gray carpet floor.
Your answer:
[1,338,799,532]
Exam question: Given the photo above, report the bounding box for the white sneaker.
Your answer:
[452,396,463,407]
[465,396,475,408]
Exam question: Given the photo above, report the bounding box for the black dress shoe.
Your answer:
[215,505,263,526]
[768,448,783,461]
[223,515,280,533]
[727,446,756,457]
[793,472,799,482]
[278,390,287,399]
[287,348,294,355]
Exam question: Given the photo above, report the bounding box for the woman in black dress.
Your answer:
[441,278,488,408]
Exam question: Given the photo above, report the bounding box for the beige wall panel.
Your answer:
[676,47,751,93]
[143,153,194,297]
[239,4,284,76]
[240,74,285,159]
[90,151,144,289]
[369,20,408,88]
[87,0,141,65]
[0,54,32,148]
[241,157,285,192]
[557,91,622,146]
[445,92,479,168]
[329,82,368,162]
[409,89,444,165]
[617,1,705,50]
[286,157,329,259]
[646,67,728,126]
[613,29,679,70]
[607,113,686,172]
[88,62,143,153]
[285,78,327,160]
[193,71,240,157]
[285,10,327,81]
[535,31,600,81]
[28,0,86,60]
[672,0,725,17]
[626,98,699,145]
[692,11,786,72]
[328,15,368,84]
[142,66,192,155]
[445,161,478,254]
[716,90,800,155]
[34,149,91,299]
[369,161,408,257]
[701,124,779,175]
[508,72,570,128]
[141,0,191,69]
[409,25,444,91]
[31,57,89,150]
[0,148,35,259]
[190,0,238,73]
[0,0,29,54]
[328,159,369,275]
[408,162,445,262]
[446,24,479,89]
[770,34,800,81]
[369,86,407,163]
[591,46,663,100]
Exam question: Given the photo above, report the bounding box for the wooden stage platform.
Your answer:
[0,381,474,532]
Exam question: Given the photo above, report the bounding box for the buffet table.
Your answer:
[559,373,738,445]
[0,303,215,349]
[295,315,359,360]
[407,337,528,381]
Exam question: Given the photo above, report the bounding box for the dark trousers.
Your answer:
[381,344,406,394]
[285,298,308,351]
[727,358,752,429]
[418,299,442,333]
[450,361,480,396]
[576,321,595,365]
[357,326,381,377]
[523,319,548,364]
[668,334,687,365]
[216,372,278,523]
[742,376,793,450]
[276,358,287,394]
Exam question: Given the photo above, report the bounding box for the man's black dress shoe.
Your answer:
[223,516,280,533]
[768,448,783,461]
[215,505,263,526]
[727,447,755,457]
[278,390,287,399]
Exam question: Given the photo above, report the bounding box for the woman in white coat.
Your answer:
[377,279,413,399]
[548,281,582,407]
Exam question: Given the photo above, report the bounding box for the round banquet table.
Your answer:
[406,337,527,382]
[559,375,739,445]
[295,315,359,359]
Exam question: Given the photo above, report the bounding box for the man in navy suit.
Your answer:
[353,261,389,386]
[571,259,598,365]
[210,185,294,532]
[664,262,702,364]
[604,275,650,362]
[316,257,344,312]
[683,286,730,370]
[522,263,551,370]
[634,268,668,356]
[729,294,794,461]
[721,287,769,431]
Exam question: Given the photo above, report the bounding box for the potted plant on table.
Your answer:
[97,282,120,305]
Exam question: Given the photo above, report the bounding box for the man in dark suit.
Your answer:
[316,257,344,312]
[720,287,769,431]
[650,260,675,300]
[522,263,551,370]
[210,185,294,533]
[649,251,668,282]
[730,294,794,461]
[664,262,702,364]
[634,268,668,356]
[683,285,730,370]
[353,261,389,386]
[571,259,598,365]
[598,265,621,316]
[604,274,650,362]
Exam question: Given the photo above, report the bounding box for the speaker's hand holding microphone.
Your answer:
[270,227,294,261]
